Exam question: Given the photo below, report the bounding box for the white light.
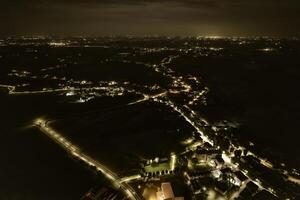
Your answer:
[212,170,221,178]
[222,153,231,164]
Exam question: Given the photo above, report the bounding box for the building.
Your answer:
[161,183,175,200]
[156,182,184,200]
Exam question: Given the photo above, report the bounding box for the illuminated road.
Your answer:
[120,175,142,183]
[0,84,15,94]
[34,119,141,200]
[0,84,115,95]
[161,99,213,145]
[287,176,300,186]
[127,91,167,106]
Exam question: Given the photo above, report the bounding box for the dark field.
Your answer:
[51,101,193,176]
[0,93,96,200]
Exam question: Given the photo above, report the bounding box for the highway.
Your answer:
[34,119,142,200]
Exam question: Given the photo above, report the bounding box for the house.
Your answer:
[156,182,184,200]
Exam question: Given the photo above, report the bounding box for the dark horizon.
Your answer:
[1,35,300,40]
[1,0,300,37]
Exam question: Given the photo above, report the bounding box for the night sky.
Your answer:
[1,0,300,37]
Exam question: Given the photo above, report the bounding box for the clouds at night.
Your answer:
[1,0,299,36]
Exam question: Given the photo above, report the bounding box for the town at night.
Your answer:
[1,1,300,200]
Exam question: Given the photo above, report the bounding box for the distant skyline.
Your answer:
[1,0,300,37]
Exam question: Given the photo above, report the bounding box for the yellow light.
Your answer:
[170,152,176,171]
